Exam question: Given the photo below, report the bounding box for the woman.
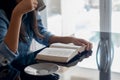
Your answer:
[0,0,92,80]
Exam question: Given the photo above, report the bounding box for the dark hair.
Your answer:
[0,0,44,43]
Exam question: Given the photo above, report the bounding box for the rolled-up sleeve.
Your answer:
[0,42,19,65]
[0,10,19,66]
[33,13,54,46]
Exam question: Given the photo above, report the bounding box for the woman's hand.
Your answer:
[49,36,92,51]
[71,37,93,51]
[4,0,38,53]
[13,0,38,15]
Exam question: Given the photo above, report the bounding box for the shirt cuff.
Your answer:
[0,42,19,64]
[0,54,9,66]
[42,32,53,46]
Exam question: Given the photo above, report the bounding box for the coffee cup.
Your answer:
[36,0,46,11]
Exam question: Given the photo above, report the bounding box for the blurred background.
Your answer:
[30,0,120,80]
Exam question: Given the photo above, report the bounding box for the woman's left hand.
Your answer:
[71,37,93,51]
[49,36,93,51]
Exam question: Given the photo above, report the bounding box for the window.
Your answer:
[45,0,120,74]
[111,0,120,73]
[46,0,100,69]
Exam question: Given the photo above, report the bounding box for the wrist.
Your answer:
[49,36,74,44]
[12,8,24,17]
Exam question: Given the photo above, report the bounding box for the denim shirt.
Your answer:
[0,9,53,66]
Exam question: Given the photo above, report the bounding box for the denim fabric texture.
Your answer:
[0,9,55,80]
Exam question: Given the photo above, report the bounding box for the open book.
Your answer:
[35,43,86,63]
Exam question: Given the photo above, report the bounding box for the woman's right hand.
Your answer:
[13,0,38,15]
[4,0,38,53]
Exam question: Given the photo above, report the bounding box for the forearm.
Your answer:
[49,35,93,50]
[49,36,73,44]
[4,0,39,53]
[4,11,23,53]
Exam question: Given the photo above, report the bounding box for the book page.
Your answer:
[50,43,85,52]
[36,43,86,62]
[50,43,78,49]
[36,47,78,62]
[38,48,76,57]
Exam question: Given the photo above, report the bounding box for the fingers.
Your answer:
[23,0,38,11]
[73,38,93,51]
[80,39,93,50]
[74,40,85,46]
[32,0,38,10]
[15,0,39,14]
[86,42,93,51]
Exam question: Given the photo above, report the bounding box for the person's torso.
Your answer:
[0,9,34,56]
